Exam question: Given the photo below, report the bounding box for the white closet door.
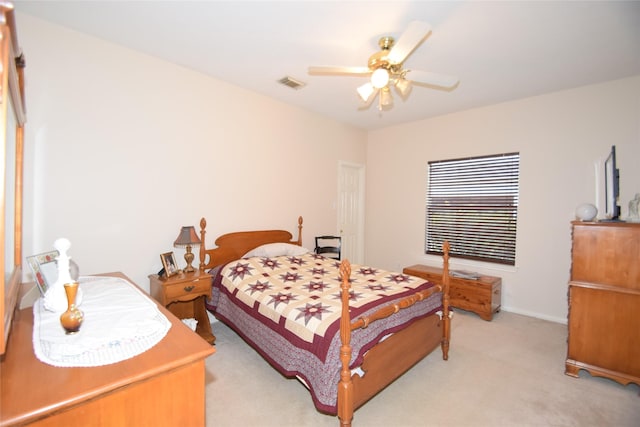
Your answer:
[338,162,365,264]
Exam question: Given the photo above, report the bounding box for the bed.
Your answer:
[198,216,451,427]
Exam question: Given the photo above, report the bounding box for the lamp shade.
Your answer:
[395,78,412,98]
[357,82,376,103]
[380,87,393,107]
[173,226,201,247]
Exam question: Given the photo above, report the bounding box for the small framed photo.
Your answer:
[27,250,59,295]
[160,251,179,277]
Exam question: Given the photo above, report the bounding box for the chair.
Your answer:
[314,235,342,260]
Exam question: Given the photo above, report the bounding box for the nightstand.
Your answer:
[149,269,215,344]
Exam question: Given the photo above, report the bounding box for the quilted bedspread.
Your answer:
[206,252,442,414]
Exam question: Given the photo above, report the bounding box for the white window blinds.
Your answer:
[426,152,520,265]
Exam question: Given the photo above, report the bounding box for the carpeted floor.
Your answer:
[204,310,639,427]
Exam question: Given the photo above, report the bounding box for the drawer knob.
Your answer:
[184,285,195,292]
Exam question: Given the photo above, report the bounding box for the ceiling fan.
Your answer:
[308,21,459,111]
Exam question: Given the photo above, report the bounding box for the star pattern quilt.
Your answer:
[206,252,442,414]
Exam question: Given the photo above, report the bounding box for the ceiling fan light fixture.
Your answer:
[395,78,412,98]
[357,82,376,103]
[379,87,393,109]
[371,68,390,89]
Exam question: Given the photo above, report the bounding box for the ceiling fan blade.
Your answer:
[387,21,432,65]
[405,70,459,89]
[308,66,371,76]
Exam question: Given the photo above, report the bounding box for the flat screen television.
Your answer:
[604,145,620,220]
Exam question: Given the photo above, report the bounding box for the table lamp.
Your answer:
[173,226,201,273]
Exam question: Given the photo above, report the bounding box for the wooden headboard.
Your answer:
[198,216,303,270]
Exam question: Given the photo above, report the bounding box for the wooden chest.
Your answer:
[403,264,502,321]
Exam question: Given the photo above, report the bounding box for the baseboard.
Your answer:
[500,306,567,325]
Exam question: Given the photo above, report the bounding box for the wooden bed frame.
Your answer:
[199,216,451,427]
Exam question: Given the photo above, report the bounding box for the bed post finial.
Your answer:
[441,240,451,360]
[296,216,303,246]
[338,259,354,427]
[199,217,207,271]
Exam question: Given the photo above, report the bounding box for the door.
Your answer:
[338,162,365,264]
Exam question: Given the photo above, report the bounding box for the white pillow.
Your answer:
[243,243,309,258]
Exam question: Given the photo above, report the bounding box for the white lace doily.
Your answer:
[33,276,172,367]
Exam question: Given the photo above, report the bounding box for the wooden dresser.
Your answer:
[0,272,215,426]
[565,221,640,385]
[403,264,502,321]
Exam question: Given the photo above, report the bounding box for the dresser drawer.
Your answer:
[164,278,211,303]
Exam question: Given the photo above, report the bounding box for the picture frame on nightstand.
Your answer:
[160,252,179,277]
[27,250,59,295]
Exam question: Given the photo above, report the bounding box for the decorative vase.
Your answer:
[575,203,597,221]
[60,282,84,334]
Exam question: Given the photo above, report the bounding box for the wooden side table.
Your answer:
[149,269,215,344]
[403,264,502,321]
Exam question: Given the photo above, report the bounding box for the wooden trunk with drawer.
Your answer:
[403,264,502,321]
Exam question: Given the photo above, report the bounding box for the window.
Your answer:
[426,152,520,265]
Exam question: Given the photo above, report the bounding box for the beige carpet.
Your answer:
[204,310,639,427]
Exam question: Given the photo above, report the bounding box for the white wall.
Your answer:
[366,75,640,323]
[16,12,640,322]
[17,13,366,291]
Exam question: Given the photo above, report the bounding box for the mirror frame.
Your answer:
[1,2,26,356]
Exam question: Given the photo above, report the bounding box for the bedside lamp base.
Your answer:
[183,245,196,273]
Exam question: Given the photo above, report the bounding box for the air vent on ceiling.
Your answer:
[278,76,306,90]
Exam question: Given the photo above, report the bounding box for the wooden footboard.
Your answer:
[338,241,451,427]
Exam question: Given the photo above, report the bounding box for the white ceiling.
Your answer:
[14,1,640,131]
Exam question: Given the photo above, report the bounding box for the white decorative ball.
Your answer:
[575,203,597,221]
